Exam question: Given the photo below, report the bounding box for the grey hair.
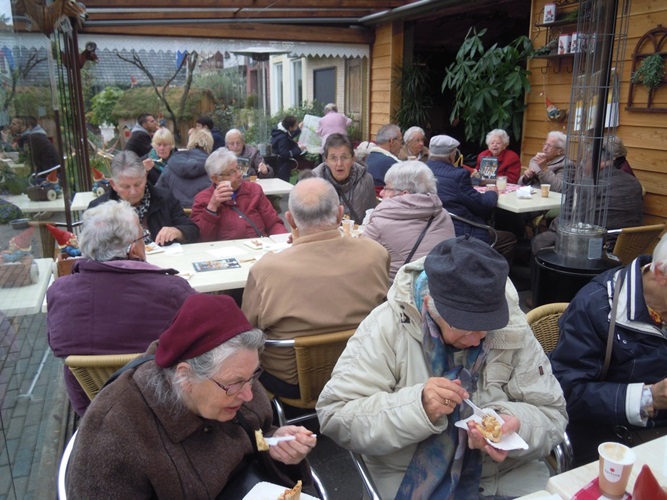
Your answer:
[376,124,401,145]
[404,126,425,144]
[145,328,265,414]
[110,150,146,180]
[384,161,437,194]
[187,128,214,154]
[225,128,244,143]
[486,129,510,148]
[546,131,567,150]
[324,103,338,113]
[204,148,236,177]
[79,200,139,261]
[605,135,627,159]
[289,177,340,229]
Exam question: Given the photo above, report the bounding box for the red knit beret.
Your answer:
[155,294,253,368]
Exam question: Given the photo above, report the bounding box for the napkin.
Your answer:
[455,409,529,451]
[516,186,533,199]
[571,477,632,500]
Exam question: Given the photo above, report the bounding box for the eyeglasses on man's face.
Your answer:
[209,367,263,396]
[543,143,561,151]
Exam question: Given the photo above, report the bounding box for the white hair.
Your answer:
[384,161,436,194]
[404,126,425,144]
[204,148,236,177]
[547,131,567,150]
[651,233,667,274]
[486,129,510,148]
[79,200,138,261]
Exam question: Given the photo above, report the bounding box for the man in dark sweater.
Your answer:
[125,113,158,157]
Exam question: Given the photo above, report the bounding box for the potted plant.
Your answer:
[631,53,665,95]
[393,60,432,131]
[442,28,534,145]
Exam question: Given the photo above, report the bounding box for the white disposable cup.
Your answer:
[541,184,550,198]
[598,442,636,498]
[496,176,508,193]
[342,219,354,236]
[219,180,232,188]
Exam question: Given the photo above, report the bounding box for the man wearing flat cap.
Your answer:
[427,135,516,264]
[317,236,567,499]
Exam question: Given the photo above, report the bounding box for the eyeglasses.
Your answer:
[327,155,352,164]
[209,367,263,396]
[543,143,561,150]
[219,167,240,177]
[126,229,151,254]
[381,186,401,193]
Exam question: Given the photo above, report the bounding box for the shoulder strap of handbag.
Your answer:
[102,354,156,390]
[403,215,435,266]
[231,206,266,238]
[600,270,625,381]
[336,189,360,224]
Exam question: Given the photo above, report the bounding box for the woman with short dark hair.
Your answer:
[271,115,306,181]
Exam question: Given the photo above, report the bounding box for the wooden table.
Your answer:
[0,258,54,317]
[256,178,294,196]
[145,236,290,293]
[546,436,667,498]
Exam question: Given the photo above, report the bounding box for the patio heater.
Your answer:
[533,0,631,305]
[230,47,291,145]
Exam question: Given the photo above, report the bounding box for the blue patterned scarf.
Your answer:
[396,272,488,499]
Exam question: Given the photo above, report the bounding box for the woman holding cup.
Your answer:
[191,149,288,241]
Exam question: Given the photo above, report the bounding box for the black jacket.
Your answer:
[88,183,199,243]
[270,124,303,181]
[125,130,152,157]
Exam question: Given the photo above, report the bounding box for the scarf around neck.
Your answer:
[396,273,488,499]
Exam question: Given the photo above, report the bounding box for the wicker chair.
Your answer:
[264,329,356,426]
[525,302,573,474]
[608,223,666,265]
[64,353,142,401]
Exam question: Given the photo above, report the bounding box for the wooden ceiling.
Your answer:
[77,0,414,44]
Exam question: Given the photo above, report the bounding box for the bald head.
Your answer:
[287,178,341,233]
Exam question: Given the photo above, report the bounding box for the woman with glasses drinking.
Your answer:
[191,148,288,241]
[66,294,317,498]
[312,133,376,225]
[519,131,567,192]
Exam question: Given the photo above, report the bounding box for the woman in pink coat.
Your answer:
[363,161,456,280]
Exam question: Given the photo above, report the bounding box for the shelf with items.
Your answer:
[533,2,580,73]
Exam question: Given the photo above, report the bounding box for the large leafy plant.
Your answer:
[442,28,534,145]
[393,60,432,131]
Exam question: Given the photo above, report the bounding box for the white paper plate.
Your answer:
[455,409,529,451]
[145,243,164,255]
[241,481,318,500]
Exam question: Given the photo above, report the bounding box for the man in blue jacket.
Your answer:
[426,135,516,264]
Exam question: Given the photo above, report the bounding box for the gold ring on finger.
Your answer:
[444,398,451,407]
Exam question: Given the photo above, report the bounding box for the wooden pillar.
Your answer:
[369,21,403,140]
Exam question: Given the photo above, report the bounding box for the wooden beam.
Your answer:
[82,0,405,9]
[81,22,375,45]
[85,9,377,22]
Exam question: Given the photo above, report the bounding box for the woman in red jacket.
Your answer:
[474,129,521,184]
[191,149,288,241]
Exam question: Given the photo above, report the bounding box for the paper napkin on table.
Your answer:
[516,186,533,199]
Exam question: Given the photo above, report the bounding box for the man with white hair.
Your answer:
[47,200,196,416]
[366,124,402,189]
[242,177,389,397]
[550,233,667,466]
[225,128,273,178]
[519,131,567,192]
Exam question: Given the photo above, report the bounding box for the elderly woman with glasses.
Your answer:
[47,200,196,416]
[66,294,316,497]
[89,151,199,245]
[312,133,376,225]
[191,148,287,241]
[398,126,430,162]
[520,131,567,192]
